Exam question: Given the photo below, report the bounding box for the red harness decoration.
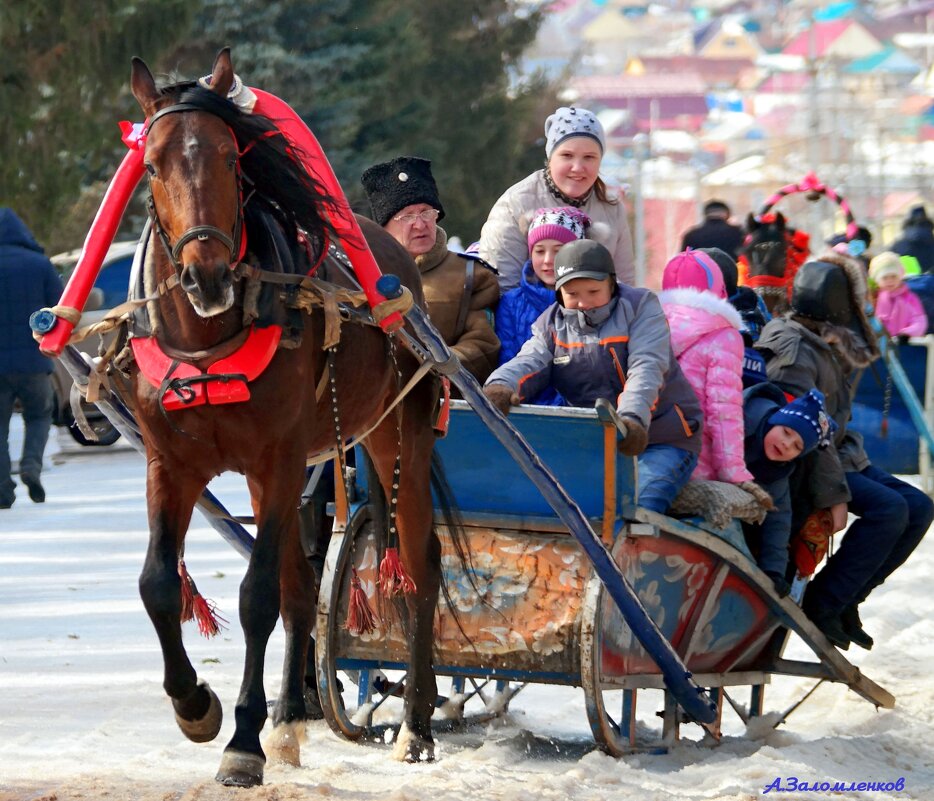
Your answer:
[131,324,282,410]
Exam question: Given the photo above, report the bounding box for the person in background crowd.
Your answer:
[869,251,928,338]
[742,384,837,597]
[479,106,634,292]
[361,156,500,382]
[699,246,770,387]
[0,208,63,508]
[483,240,701,514]
[680,200,745,260]
[756,254,934,650]
[827,226,872,271]
[891,205,934,274]
[495,206,591,407]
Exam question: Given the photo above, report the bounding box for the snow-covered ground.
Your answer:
[1,418,933,800]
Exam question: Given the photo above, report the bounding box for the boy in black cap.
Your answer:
[361,156,500,382]
[483,240,704,514]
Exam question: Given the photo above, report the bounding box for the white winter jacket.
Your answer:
[478,169,636,291]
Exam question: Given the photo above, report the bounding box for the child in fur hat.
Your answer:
[659,249,773,511]
[743,383,837,596]
[869,251,928,337]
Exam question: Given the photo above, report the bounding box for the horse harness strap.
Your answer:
[454,259,475,339]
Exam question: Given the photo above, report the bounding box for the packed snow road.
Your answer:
[1,423,932,800]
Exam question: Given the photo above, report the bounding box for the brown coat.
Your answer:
[415,228,501,382]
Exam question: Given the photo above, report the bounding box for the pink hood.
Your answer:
[659,287,752,484]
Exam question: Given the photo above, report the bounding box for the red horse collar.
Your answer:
[131,324,281,410]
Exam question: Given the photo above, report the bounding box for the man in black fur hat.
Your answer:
[361,156,500,382]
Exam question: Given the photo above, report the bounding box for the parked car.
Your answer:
[48,240,138,446]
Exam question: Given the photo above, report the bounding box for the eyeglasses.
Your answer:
[393,209,440,225]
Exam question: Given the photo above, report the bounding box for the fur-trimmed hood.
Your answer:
[793,251,880,368]
[659,287,743,357]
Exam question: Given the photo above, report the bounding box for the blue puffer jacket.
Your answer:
[495,261,564,406]
[0,208,63,374]
[495,261,555,363]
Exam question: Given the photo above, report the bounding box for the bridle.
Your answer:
[143,102,247,275]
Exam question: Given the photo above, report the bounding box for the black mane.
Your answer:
[157,82,341,244]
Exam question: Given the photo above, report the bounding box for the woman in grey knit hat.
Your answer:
[478,106,635,292]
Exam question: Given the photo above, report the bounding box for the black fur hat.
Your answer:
[360,156,445,227]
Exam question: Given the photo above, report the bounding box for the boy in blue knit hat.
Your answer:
[743,384,837,596]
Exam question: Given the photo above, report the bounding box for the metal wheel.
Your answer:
[315,514,374,740]
[580,568,638,756]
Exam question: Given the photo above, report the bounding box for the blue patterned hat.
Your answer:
[767,389,838,454]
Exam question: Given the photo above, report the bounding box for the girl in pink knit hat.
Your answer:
[660,249,769,503]
[495,207,591,365]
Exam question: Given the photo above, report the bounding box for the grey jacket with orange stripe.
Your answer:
[485,282,703,454]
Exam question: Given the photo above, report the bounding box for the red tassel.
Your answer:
[880,418,889,438]
[178,560,194,623]
[378,547,417,596]
[192,593,228,638]
[345,569,377,634]
[178,559,226,638]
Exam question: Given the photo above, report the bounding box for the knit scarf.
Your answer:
[543,163,593,208]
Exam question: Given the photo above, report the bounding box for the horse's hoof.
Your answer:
[391,722,435,763]
[265,720,305,767]
[215,749,265,787]
[175,680,222,743]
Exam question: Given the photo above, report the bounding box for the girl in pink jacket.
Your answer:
[660,249,755,485]
[869,251,928,337]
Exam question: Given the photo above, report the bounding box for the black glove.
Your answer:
[483,384,520,416]
[617,416,649,457]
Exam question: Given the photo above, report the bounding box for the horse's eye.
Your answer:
[226,155,237,170]
[145,162,157,177]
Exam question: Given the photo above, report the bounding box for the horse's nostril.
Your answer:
[179,265,200,294]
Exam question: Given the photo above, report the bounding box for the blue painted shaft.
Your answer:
[57,346,255,558]
[869,317,934,452]
[397,296,717,724]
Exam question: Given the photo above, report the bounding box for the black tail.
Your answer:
[430,448,482,648]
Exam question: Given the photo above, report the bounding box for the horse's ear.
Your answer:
[208,47,235,99]
[774,212,786,230]
[130,57,160,116]
[745,212,758,232]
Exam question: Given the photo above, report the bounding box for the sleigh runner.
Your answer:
[36,52,893,782]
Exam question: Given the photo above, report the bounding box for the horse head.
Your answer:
[132,49,242,319]
[743,212,788,281]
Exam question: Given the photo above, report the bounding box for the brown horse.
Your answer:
[128,49,442,786]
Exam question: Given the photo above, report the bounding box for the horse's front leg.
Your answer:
[138,458,222,743]
[215,452,307,787]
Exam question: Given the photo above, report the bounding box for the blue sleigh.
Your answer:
[311,394,894,752]
[55,279,894,754]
